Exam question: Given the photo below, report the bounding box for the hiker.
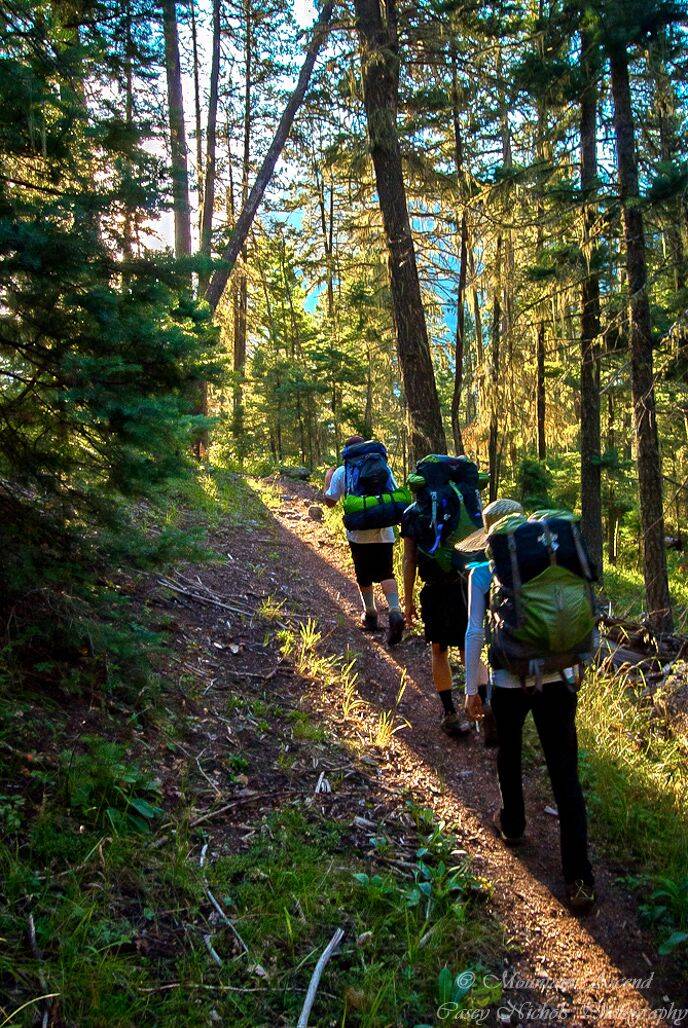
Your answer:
[401,454,495,742]
[323,435,406,646]
[459,498,597,912]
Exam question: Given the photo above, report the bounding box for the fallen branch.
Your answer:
[137,983,266,994]
[27,913,49,1028]
[203,933,223,967]
[0,995,61,1028]
[188,788,297,829]
[224,663,286,682]
[206,887,249,955]
[296,927,345,1028]
[195,750,221,796]
[158,577,254,618]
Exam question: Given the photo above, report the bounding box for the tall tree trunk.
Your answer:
[451,216,468,456]
[233,276,248,441]
[189,0,204,232]
[232,0,251,445]
[650,32,686,294]
[489,234,503,503]
[534,9,547,461]
[122,1,135,264]
[205,1,335,310]
[198,0,221,297]
[162,0,192,263]
[468,244,483,367]
[315,160,335,318]
[609,46,672,632]
[579,28,603,573]
[450,50,467,456]
[364,348,374,439]
[163,0,208,456]
[353,0,446,461]
[536,316,546,460]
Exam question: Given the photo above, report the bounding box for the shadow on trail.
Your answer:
[241,483,679,1017]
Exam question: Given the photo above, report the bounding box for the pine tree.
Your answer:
[0,0,217,679]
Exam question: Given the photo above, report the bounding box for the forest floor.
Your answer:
[2,470,686,1026]
[145,473,684,1025]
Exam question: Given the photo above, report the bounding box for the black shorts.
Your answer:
[349,542,394,587]
[419,577,469,649]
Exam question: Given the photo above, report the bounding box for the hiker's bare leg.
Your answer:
[432,644,455,714]
[380,577,401,612]
[434,645,470,736]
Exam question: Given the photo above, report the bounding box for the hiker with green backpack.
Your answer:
[458,498,597,912]
[401,454,495,742]
[323,435,408,645]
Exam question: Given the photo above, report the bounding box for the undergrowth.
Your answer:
[0,468,504,1024]
[577,667,688,956]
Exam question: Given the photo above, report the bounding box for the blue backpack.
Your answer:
[343,440,394,497]
[341,440,408,531]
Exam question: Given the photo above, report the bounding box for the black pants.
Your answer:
[491,682,593,887]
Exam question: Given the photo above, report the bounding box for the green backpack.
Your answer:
[486,509,598,687]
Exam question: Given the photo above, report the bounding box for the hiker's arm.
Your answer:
[464,567,488,700]
[322,466,339,507]
[402,537,418,625]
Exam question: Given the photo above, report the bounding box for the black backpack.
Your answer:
[401,455,483,575]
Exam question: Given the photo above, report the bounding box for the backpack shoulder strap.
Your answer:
[343,459,353,496]
[507,532,524,626]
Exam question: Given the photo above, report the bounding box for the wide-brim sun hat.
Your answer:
[455,498,525,553]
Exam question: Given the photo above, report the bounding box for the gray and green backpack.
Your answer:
[486,509,598,688]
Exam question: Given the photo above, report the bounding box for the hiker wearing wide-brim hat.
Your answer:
[462,498,597,913]
[454,497,526,555]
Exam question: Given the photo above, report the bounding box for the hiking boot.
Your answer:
[440,712,471,739]
[565,880,597,913]
[360,612,379,632]
[492,810,524,847]
[387,609,405,646]
[481,707,499,749]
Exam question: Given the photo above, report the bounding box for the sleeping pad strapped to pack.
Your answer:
[486,509,599,686]
[400,454,483,576]
[341,440,411,530]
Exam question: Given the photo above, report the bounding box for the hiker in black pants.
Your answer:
[459,498,596,912]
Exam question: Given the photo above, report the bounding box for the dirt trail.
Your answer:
[172,478,686,1025]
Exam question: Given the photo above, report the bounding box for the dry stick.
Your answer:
[138,983,266,994]
[158,577,254,618]
[203,934,223,967]
[0,996,60,1028]
[296,927,345,1028]
[188,788,297,829]
[224,663,285,682]
[27,913,49,1028]
[206,887,248,955]
[195,750,221,796]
